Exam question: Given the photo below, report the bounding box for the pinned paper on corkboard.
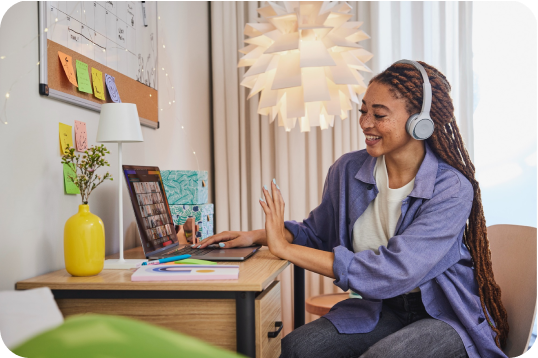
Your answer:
[75,60,93,94]
[91,68,105,100]
[105,73,121,103]
[59,122,73,155]
[74,120,87,152]
[58,51,78,87]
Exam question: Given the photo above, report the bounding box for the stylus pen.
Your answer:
[139,254,191,267]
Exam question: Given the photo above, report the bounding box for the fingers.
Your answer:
[271,180,284,216]
[262,185,275,213]
[196,231,239,248]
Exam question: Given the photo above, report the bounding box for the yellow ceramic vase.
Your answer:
[64,204,105,276]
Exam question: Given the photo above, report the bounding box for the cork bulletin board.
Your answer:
[38,1,159,128]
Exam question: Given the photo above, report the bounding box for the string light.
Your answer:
[44,28,48,32]
[162,45,165,48]
[36,61,39,65]
[5,93,9,98]
[55,18,58,22]
[149,94,152,97]
[162,67,164,71]
[0,56,5,60]
[165,73,168,76]
[168,101,171,105]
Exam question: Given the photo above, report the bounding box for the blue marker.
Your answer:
[138,254,191,267]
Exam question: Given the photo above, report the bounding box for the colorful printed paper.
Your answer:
[63,163,80,194]
[74,120,87,152]
[59,122,73,155]
[105,73,121,103]
[75,60,93,94]
[170,204,214,240]
[161,170,209,205]
[131,265,239,282]
[58,51,78,87]
[91,68,105,100]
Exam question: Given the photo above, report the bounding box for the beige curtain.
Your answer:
[210,1,473,336]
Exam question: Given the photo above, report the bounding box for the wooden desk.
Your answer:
[17,246,290,358]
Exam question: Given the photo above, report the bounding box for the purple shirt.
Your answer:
[284,142,507,358]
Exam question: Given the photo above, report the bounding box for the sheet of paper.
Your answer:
[105,73,122,103]
[91,68,105,100]
[75,60,93,94]
[63,163,80,195]
[59,123,74,155]
[58,51,78,87]
[74,120,87,152]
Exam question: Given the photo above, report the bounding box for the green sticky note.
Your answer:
[75,60,93,94]
[174,259,217,265]
[63,163,80,194]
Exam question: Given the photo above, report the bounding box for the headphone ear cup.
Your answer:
[414,117,435,140]
[406,114,420,138]
[406,114,435,140]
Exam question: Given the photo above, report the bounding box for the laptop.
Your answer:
[123,165,260,261]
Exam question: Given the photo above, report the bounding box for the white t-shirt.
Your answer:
[352,155,420,293]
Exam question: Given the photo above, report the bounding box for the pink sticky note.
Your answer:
[74,120,87,152]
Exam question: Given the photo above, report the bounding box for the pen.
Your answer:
[137,254,191,267]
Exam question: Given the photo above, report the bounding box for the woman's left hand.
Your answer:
[260,180,289,258]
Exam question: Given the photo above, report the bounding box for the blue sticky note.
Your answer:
[105,73,121,103]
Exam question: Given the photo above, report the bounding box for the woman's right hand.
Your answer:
[195,230,261,249]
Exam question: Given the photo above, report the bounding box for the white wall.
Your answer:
[0,1,212,291]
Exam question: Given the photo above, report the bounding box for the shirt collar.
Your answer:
[355,141,439,199]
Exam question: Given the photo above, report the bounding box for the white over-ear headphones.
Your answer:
[394,60,435,140]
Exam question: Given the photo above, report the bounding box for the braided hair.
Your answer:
[369,61,509,349]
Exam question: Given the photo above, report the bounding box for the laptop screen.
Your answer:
[123,165,179,256]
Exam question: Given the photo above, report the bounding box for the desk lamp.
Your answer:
[97,103,146,269]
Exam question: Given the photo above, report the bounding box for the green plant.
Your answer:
[61,144,113,204]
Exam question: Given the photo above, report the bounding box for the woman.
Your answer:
[198,61,508,358]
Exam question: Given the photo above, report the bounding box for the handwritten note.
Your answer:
[105,73,122,103]
[91,68,105,100]
[63,163,80,195]
[59,123,74,155]
[74,120,87,152]
[58,51,78,87]
[76,60,93,94]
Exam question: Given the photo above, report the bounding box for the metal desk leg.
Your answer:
[236,291,256,357]
[294,265,305,329]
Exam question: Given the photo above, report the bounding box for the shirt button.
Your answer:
[367,184,374,190]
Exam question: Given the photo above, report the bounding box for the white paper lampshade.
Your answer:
[96,103,144,143]
[239,1,374,132]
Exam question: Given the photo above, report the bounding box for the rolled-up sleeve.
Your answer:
[333,178,474,299]
[284,168,335,251]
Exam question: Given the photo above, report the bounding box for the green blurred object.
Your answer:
[13,314,245,358]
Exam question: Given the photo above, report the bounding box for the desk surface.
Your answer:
[16,246,289,292]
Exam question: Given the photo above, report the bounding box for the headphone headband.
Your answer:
[394,60,432,119]
[392,60,434,140]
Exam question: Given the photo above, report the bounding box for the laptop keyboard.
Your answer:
[162,246,214,257]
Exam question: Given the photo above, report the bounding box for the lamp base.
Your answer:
[103,259,147,269]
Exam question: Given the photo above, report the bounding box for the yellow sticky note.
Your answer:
[58,51,78,87]
[91,68,105,100]
[59,123,74,155]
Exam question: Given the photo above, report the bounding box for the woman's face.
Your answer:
[359,82,417,158]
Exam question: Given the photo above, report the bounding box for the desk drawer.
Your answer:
[256,281,282,358]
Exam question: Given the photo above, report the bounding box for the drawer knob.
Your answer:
[268,321,283,338]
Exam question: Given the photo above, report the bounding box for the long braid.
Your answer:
[370,61,509,349]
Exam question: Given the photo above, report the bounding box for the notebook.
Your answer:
[131,265,239,282]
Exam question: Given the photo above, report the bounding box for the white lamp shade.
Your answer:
[96,103,144,143]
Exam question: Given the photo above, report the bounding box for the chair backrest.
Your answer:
[488,224,537,357]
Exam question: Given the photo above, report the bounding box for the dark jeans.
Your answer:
[281,292,468,358]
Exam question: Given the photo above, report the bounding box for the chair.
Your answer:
[487,224,537,357]
[306,293,349,316]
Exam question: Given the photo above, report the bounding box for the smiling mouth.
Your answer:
[365,135,382,140]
